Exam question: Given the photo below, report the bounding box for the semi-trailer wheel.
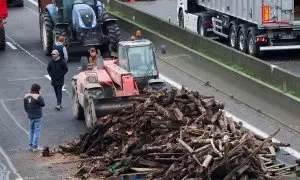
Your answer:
[247,27,260,57]
[229,22,238,49]
[178,9,184,28]
[237,24,248,53]
[198,15,208,37]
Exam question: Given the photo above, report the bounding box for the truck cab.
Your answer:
[177,0,213,37]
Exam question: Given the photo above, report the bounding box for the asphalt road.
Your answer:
[124,0,300,76]
[0,0,299,179]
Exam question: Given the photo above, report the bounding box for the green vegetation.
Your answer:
[106,5,300,99]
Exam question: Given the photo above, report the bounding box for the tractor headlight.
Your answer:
[86,76,98,83]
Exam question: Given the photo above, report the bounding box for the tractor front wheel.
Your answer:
[0,27,5,51]
[41,11,54,56]
[71,81,84,120]
[83,91,97,130]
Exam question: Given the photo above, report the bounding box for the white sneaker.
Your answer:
[33,147,43,152]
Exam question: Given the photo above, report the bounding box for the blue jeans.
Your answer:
[29,118,42,148]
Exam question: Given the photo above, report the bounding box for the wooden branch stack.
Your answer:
[57,87,299,179]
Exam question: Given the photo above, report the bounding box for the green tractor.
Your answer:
[38,0,121,57]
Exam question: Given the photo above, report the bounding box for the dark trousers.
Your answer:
[53,86,63,104]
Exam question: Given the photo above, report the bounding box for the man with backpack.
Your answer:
[53,36,68,62]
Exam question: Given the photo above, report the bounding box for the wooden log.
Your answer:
[227,117,236,134]
[154,103,171,119]
[211,109,222,124]
[174,108,184,121]
[222,129,280,180]
[187,93,206,114]
[202,154,213,169]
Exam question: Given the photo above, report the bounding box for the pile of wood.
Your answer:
[57,87,299,179]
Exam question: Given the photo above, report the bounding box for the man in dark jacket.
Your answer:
[24,84,45,152]
[47,49,68,110]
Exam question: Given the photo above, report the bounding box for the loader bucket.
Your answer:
[92,96,140,118]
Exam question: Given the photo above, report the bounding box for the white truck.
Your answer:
[177,0,300,57]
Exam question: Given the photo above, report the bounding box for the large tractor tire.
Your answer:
[71,80,85,120]
[107,23,121,52]
[41,11,54,56]
[13,0,24,7]
[0,27,5,51]
[102,12,121,53]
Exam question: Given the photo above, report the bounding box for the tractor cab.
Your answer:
[117,33,167,91]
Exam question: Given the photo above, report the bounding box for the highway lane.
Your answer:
[124,0,300,75]
[21,0,300,162]
[0,3,87,179]
[0,0,299,178]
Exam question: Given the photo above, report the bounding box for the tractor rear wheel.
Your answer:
[71,81,84,120]
[14,0,24,7]
[41,11,54,56]
[83,91,97,129]
[0,27,5,51]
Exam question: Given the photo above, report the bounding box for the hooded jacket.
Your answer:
[53,42,68,62]
[24,93,45,119]
[47,57,68,86]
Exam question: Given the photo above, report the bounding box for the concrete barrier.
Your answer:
[109,11,300,132]
[105,0,300,97]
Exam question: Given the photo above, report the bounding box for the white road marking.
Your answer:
[44,75,67,91]
[5,36,46,66]
[0,146,23,179]
[0,163,10,180]
[6,42,17,50]
[27,0,37,6]
[0,100,29,136]
[7,77,46,82]
[159,74,300,159]
[24,6,38,15]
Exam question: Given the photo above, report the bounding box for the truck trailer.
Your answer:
[177,0,300,57]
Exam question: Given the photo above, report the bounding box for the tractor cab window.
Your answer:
[127,45,155,78]
[118,45,129,71]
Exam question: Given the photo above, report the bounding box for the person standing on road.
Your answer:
[24,84,45,152]
[53,36,68,62]
[47,49,68,110]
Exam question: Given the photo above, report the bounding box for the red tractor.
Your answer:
[0,0,8,50]
[71,34,167,128]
